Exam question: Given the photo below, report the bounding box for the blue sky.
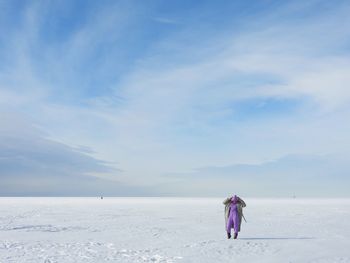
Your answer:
[0,0,350,196]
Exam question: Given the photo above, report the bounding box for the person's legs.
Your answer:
[232,211,241,239]
[226,216,233,239]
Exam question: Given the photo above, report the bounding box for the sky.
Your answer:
[0,0,350,197]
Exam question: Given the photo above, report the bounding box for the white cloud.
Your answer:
[0,112,155,196]
[161,154,350,197]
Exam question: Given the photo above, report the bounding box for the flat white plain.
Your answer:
[0,198,349,263]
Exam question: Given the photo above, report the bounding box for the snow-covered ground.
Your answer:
[0,197,350,263]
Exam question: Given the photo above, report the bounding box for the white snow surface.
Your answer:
[1,197,350,263]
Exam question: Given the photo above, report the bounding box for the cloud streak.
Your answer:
[161,154,350,197]
[0,112,149,196]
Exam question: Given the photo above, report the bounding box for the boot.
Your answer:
[233,233,238,239]
[227,232,231,239]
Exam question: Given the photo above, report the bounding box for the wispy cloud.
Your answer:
[0,111,159,196]
[161,154,350,197]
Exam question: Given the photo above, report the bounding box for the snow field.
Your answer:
[0,198,350,263]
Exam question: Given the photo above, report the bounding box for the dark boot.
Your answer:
[227,232,231,239]
[233,233,238,239]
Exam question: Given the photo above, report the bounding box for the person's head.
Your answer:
[231,195,238,203]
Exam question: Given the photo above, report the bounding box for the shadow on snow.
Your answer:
[239,237,315,240]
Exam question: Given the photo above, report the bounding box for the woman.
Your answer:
[223,195,246,239]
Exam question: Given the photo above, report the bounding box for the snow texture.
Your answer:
[0,197,350,262]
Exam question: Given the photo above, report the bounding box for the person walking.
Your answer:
[223,195,246,239]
